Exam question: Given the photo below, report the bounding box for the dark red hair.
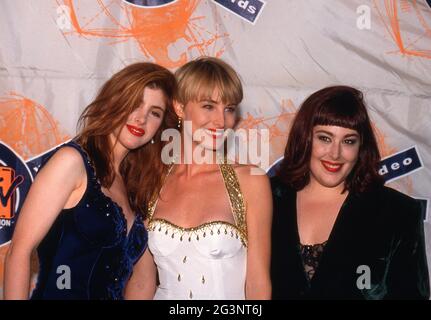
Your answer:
[76,62,177,215]
[277,85,383,193]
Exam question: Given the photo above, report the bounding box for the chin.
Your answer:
[126,140,148,150]
[318,178,346,189]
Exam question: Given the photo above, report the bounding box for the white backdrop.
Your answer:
[1,0,430,295]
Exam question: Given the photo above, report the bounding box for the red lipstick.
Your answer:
[321,160,343,173]
[126,124,145,137]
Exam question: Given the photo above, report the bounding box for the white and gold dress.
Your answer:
[147,163,247,300]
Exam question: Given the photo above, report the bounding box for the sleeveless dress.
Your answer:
[31,141,147,300]
[147,163,247,300]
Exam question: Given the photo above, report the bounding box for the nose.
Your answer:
[213,109,225,128]
[133,107,147,125]
[329,141,341,160]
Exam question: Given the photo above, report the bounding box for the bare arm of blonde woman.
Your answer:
[124,248,157,299]
[237,166,272,300]
[3,147,86,299]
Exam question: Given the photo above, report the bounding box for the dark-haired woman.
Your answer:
[4,62,177,299]
[271,86,429,300]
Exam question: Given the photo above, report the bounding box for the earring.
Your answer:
[177,117,182,129]
[151,138,155,144]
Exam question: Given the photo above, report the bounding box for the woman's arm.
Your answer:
[237,166,273,300]
[3,147,86,299]
[124,248,157,299]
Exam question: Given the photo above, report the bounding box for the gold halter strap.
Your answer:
[147,162,247,241]
[218,161,247,241]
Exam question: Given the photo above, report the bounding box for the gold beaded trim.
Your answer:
[147,218,247,247]
[147,162,247,246]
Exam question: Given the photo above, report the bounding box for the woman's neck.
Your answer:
[174,144,223,178]
[301,178,346,199]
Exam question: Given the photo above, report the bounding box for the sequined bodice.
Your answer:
[147,163,247,300]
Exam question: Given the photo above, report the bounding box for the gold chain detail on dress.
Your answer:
[218,161,247,243]
[147,162,247,245]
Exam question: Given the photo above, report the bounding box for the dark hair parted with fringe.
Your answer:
[277,85,384,193]
[75,62,177,216]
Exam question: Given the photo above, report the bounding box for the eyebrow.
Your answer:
[199,99,219,104]
[151,105,166,112]
[315,130,359,138]
[200,99,237,108]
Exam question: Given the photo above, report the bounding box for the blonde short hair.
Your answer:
[175,56,243,105]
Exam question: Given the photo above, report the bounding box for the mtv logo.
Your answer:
[213,0,266,25]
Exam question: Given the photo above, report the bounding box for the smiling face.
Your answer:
[309,125,361,190]
[112,86,166,154]
[177,88,237,151]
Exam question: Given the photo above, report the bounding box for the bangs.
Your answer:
[313,93,366,131]
[175,57,243,105]
[191,76,242,105]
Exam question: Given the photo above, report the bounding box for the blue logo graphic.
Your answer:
[378,146,423,183]
[213,0,266,24]
[0,142,33,246]
[123,0,176,8]
[0,141,65,246]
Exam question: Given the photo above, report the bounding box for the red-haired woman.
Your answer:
[4,62,177,299]
[271,86,429,299]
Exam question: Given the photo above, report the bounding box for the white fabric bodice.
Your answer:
[148,219,247,300]
[147,162,248,300]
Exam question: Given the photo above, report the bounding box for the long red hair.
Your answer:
[75,62,177,215]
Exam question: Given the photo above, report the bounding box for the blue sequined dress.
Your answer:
[30,141,147,300]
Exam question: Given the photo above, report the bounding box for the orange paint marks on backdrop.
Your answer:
[373,124,397,158]
[236,99,297,167]
[0,93,70,160]
[374,0,431,59]
[59,0,229,68]
[400,0,411,12]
